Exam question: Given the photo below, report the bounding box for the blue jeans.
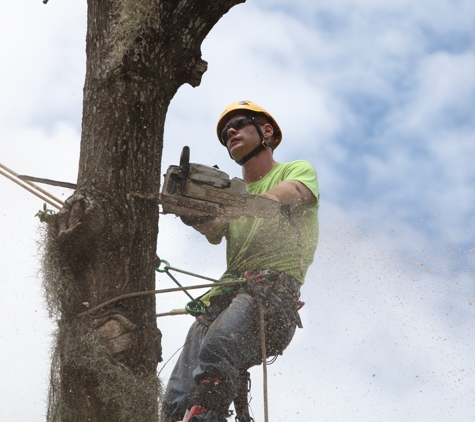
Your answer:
[162,278,300,422]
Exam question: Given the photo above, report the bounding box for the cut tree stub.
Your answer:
[95,317,137,355]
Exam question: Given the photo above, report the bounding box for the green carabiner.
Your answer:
[154,258,245,315]
[155,259,170,273]
[218,273,240,293]
[186,300,205,316]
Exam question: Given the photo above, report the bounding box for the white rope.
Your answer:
[256,297,269,422]
[0,162,64,209]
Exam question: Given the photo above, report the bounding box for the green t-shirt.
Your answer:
[201,160,319,305]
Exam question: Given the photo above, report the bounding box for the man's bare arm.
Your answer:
[259,180,316,210]
[186,180,314,236]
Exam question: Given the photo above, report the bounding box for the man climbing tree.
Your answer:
[162,100,319,422]
[42,1,245,421]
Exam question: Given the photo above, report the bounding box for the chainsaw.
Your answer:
[14,146,281,220]
[159,146,281,220]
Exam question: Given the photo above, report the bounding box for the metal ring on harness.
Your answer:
[185,300,206,315]
[155,259,170,273]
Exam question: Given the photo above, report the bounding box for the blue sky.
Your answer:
[1,0,474,420]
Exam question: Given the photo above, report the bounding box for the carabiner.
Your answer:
[186,300,205,316]
[155,259,170,273]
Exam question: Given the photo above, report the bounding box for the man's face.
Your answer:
[222,114,261,161]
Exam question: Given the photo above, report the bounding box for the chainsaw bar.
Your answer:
[159,146,281,220]
[17,175,77,189]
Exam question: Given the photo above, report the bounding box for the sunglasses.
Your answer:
[221,117,257,144]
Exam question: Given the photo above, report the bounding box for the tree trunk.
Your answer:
[43,1,244,421]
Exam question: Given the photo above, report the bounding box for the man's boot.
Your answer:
[181,404,207,421]
[183,377,231,422]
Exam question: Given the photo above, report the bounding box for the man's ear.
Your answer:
[262,123,274,138]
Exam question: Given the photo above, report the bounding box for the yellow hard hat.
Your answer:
[216,100,282,148]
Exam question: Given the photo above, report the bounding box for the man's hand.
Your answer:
[192,217,228,242]
[179,214,228,241]
[259,180,316,210]
[180,214,216,227]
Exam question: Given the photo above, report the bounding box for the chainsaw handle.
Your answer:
[179,146,190,178]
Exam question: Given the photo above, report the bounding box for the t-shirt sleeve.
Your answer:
[282,160,319,200]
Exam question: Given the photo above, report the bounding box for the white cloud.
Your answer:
[0,2,86,131]
[394,52,475,136]
[2,122,80,184]
[156,201,475,421]
[1,0,474,420]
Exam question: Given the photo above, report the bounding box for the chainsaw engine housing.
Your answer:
[159,147,281,219]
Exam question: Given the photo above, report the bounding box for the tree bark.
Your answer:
[44,1,245,421]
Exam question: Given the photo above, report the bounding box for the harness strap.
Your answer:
[235,138,273,166]
[230,120,275,166]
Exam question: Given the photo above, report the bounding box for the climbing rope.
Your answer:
[256,297,269,422]
[76,278,246,318]
[76,258,245,318]
[0,162,63,209]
